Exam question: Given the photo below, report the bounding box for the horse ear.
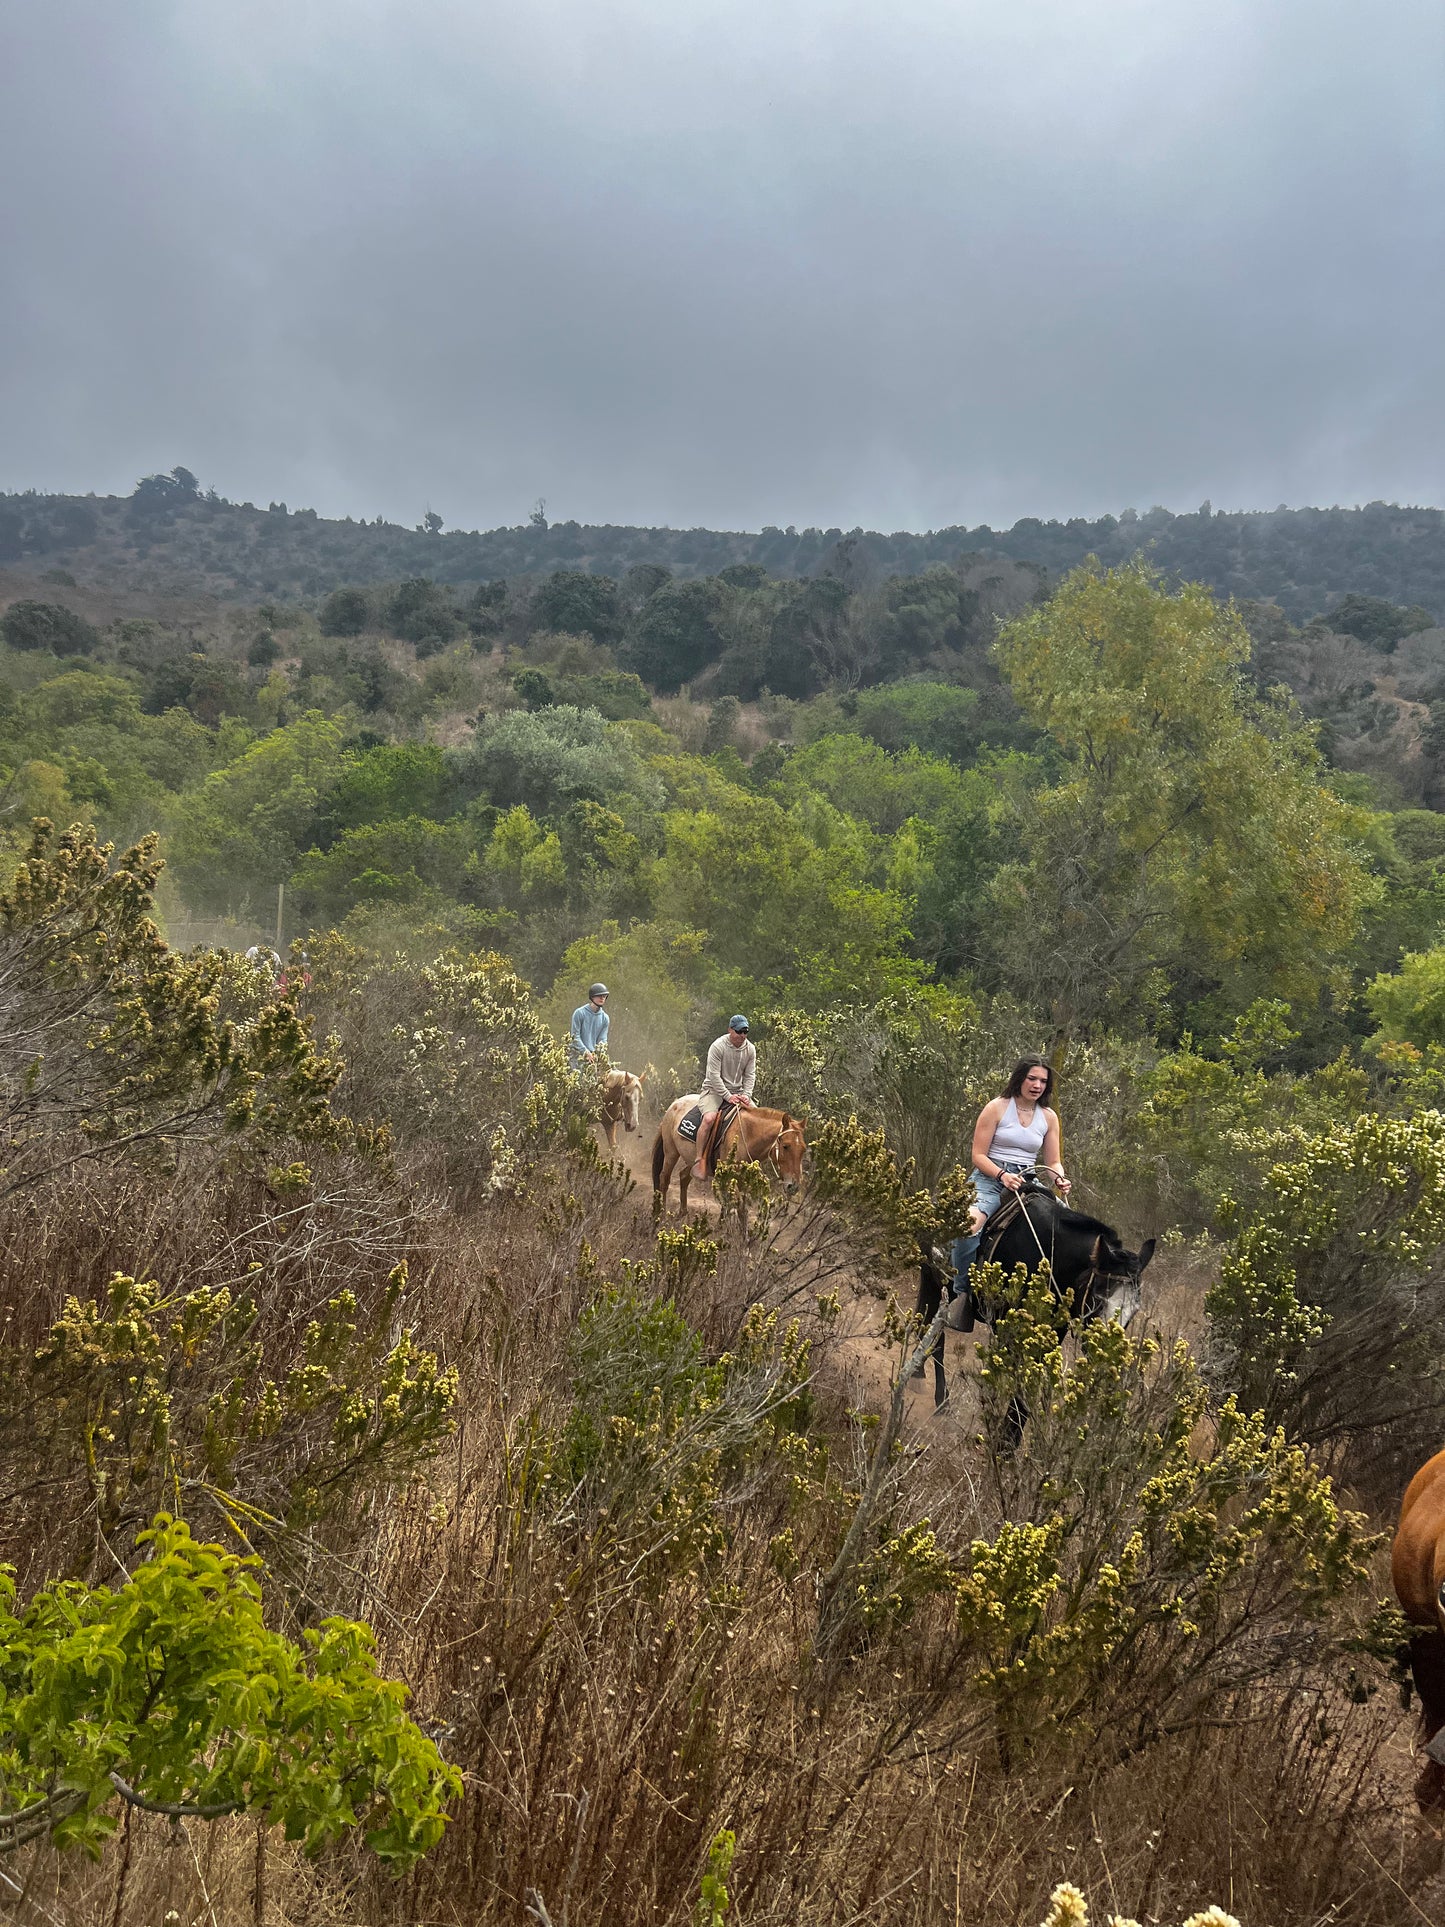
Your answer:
[636,1068,648,1084]
[1137,1237,1156,1275]
[1089,1234,1102,1265]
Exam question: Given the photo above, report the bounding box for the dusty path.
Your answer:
[602,1115,982,1432]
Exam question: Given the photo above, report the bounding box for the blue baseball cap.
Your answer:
[729,1014,749,1032]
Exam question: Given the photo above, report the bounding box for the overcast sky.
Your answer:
[2,1,1442,532]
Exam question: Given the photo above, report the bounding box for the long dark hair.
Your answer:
[1002,1056,1054,1104]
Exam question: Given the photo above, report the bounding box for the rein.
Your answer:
[761,1119,803,1176]
[999,1179,1109,1316]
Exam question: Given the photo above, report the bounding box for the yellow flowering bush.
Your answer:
[952,1268,1374,1763]
[1206,1110,1445,1467]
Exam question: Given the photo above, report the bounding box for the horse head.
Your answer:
[615,1071,644,1134]
[1085,1230,1154,1328]
[771,1113,807,1192]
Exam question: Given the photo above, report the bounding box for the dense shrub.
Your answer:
[1,598,101,654]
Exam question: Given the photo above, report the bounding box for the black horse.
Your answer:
[982,1181,1155,1447]
[984,1184,1155,1328]
[915,1181,1154,1420]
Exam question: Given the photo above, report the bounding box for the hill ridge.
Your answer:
[4,484,1445,622]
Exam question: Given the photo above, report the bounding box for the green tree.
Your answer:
[763,578,851,697]
[781,735,967,834]
[621,580,726,691]
[318,586,370,636]
[0,1514,458,1861]
[993,564,1376,1047]
[1324,593,1434,652]
[167,711,346,913]
[318,741,454,840]
[460,705,662,820]
[1,600,101,656]
[292,815,473,920]
[654,785,919,1008]
[1365,943,1445,1049]
[849,679,985,763]
[385,578,458,651]
[529,570,621,645]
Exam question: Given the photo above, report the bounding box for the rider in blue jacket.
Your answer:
[569,983,610,1071]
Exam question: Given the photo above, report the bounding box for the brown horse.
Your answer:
[598,1068,646,1150]
[1392,1446,1445,1809]
[651,1096,806,1214]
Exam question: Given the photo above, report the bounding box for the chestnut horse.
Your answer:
[1392,1446,1445,1809]
[598,1068,646,1150]
[651,1097,806,1214]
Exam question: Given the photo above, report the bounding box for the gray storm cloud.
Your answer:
[2,0,1442,531]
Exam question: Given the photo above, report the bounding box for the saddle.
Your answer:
[699,1100,743,1180]
[976,1186,1036,1265]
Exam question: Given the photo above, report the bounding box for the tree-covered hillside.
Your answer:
[5,472,1445,620]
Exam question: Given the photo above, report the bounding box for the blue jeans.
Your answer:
[950,1162,1034,1282]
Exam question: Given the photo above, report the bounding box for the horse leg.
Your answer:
[1409,1627,1445,1810]
[678,1157,692,1215]
[914,1259,942,1380]
[656,1147,678,1213]
[605,1117,618,1151]
[931,1341,948,1410]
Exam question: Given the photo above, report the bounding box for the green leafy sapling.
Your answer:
[0,1515,459,1863]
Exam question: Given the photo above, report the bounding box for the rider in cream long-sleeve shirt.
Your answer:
[701,1018,756,1114]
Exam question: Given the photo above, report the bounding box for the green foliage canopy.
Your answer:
[0,1514,459,1861]
[993,563,1376,1040]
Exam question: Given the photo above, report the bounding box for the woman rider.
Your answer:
[951,1057,1071,1303]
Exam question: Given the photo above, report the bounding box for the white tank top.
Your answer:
[987,1096,1048,1165]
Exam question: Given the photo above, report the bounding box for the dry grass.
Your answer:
[2,1142,1440,1927]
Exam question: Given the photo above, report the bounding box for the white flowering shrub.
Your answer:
[1038,1883,1240,1927]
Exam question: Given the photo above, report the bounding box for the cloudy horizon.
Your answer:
[3,1,1442,533]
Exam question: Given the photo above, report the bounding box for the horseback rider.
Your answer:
[951,1057,1070,1309]
[569,982,610,1074]
[678,1015,756,1170]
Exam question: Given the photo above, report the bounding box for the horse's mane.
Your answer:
[1039,1198,1123,1245]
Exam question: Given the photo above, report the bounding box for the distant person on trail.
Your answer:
[949,1055,1070,1318]
[244,944,281,984]
[278,948,312,996]
[569,983,610,1073]
[677,1015,756,1174]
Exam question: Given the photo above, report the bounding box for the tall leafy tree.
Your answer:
[991,563,1376,1049]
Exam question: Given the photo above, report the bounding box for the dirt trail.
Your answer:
[602,1117,980,1430]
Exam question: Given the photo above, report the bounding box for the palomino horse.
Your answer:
[598,1068,646,1150]
[1392,1447,1445,1809]
[652,1097,806,1214]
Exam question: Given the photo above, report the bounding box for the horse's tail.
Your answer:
[651,1127,665,1193]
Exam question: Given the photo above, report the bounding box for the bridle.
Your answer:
[762,1118,805,1182]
